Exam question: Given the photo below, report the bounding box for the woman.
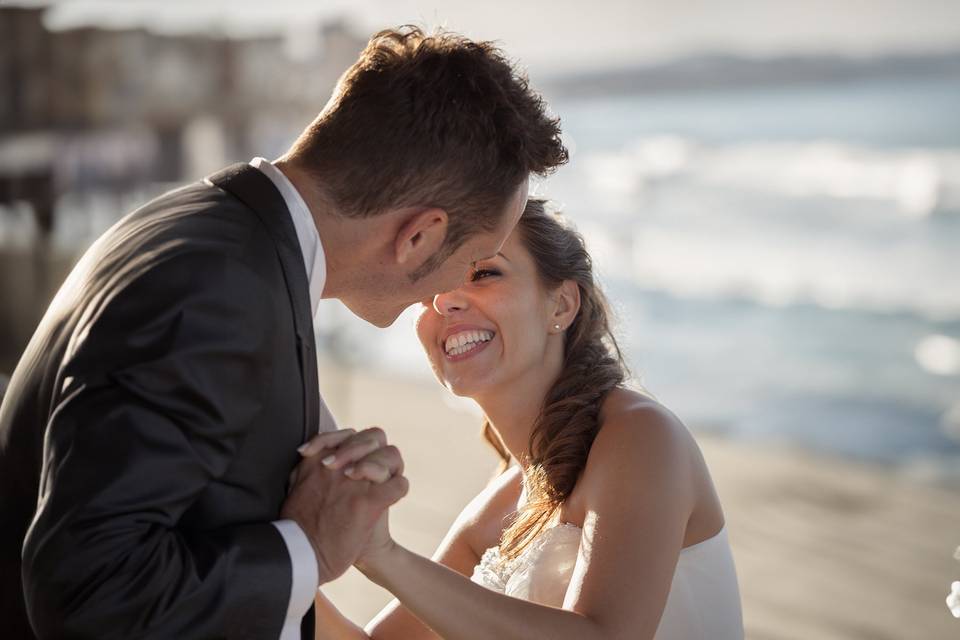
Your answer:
[307,199,744,639]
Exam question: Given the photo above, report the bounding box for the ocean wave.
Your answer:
[583,137,960,218]
[622,224,960,320]
[568,137,960,320]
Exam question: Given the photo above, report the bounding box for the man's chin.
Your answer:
[344,301,406,329]
[368,314,398,329]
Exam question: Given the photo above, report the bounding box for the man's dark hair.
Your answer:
[288,26,568,277]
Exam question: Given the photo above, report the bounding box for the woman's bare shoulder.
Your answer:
[587,387,725,547]
[453,464,523,555]
[582,388,697,491]
[599,388,691,442]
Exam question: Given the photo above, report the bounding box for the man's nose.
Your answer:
[433,289,469,315]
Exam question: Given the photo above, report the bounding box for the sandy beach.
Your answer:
[1,256,957,637]
[317,360,960,640]
[1,243,957,638]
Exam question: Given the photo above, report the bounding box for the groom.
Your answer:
[0,26,566,640]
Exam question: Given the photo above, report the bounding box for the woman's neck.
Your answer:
[475,343,564,468]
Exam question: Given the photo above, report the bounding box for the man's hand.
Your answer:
[280,428,407,584]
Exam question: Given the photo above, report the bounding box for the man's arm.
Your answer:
[273,519,321,636]
[22,251,292,639]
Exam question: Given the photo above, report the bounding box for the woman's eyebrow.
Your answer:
[472,251,510,267]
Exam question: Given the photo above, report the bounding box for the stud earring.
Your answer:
[554,324,561,330]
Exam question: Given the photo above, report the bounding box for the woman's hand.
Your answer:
[284,428,408,584]
[297,427,403,484]
[296,428,405,577]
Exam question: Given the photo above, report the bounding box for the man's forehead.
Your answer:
[468,182,527,267]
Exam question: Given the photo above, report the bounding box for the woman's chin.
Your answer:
[441,375,489,400]
[434,341,500,396]
[443,379,474,398]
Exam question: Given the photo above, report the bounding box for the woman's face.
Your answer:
[416,229,558,398]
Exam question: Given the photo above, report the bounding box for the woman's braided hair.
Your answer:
[482,198,628,562]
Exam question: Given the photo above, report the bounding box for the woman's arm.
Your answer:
[355,403,697,640]
[313,520,474,640]
[315,466,523,640]
[359,544,605,640]
[314,590,369,640]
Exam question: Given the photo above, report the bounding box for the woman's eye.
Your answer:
[470,268,500,282]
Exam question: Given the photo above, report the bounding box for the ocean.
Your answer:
[316,73,960,481]
[4,72,959,481]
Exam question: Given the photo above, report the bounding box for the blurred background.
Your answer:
[2,1,959,637]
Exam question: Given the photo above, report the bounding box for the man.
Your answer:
[0,26,566,639]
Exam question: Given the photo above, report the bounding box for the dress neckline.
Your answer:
[553,522,728,554]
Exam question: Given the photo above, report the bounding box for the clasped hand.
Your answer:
[280,428,405,584]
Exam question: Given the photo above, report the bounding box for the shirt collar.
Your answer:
[249,157,326,320]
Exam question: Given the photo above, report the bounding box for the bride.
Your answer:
[306,199,744,639]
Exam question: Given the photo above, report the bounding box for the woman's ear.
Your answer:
[394,207,449,267]
[551,280,580,333]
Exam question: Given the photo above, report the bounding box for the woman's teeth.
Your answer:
[444,329,495,356]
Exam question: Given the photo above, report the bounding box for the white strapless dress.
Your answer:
[470,523,744,639]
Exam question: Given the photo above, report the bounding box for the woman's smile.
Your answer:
[419,231,550,394]
[443,328,497,362]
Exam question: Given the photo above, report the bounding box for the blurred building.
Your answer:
[0,4,367,370]
[0,5,365,180]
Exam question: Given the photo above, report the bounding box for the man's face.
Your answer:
[361,179,529,328]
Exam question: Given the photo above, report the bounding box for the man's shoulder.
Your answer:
[131,178,258,231]
[56,177,286,331]
[100,178,272,268]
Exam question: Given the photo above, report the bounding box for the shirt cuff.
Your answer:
[272,519,319,640]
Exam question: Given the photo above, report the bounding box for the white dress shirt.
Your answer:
[251,157,334,639]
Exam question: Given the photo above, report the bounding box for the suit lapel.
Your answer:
[206,163,320,446]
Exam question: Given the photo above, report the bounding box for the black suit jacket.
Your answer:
[0,164,320,639]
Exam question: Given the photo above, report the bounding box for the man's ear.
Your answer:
[394,207,449,266]
[551,280,581,332]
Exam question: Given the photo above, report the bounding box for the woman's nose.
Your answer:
[433,288,469,315]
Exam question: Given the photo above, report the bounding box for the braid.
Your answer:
[481,200,628,563]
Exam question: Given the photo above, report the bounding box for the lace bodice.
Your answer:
[470,523,582,606]
[470,524,744,639]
